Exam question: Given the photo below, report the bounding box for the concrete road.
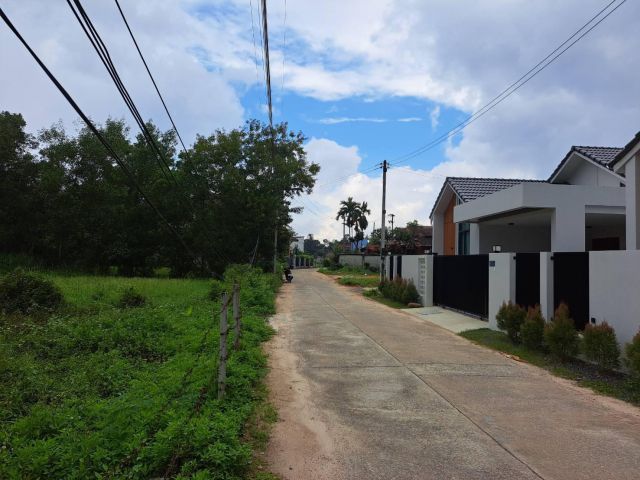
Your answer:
[265,270,640,480]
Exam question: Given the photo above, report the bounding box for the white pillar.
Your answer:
[470,223,480,254]
[421,255,434,307]
[540,252,554,321]
[432,212,444,255]
[551,204,585,252]
[626,156,640,250]
[488,252,516,330]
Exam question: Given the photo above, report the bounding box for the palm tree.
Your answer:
[353,201,371,249]
[336,197,359,240]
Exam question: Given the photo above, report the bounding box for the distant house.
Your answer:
[289,235,305,254]
[429,146,626,255]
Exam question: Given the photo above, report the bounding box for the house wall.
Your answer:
[444,197,456,255]
[565,161,621,187]
[589,250,640,346]
[477,225,551,253]
[455,183,625,252]
[626,157,640,249]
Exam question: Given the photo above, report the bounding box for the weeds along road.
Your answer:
[265,269,640,480]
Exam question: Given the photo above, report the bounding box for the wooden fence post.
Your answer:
[233,283,241,350]
[217,292,228,400]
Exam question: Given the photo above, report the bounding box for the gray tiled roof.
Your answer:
[447,177,544,202]
[573,146,623,168]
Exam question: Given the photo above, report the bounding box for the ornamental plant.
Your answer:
[520,305,546,350]
[544,303,579,360]
[625,330,640,377]
[496,301,526,343]
[582,321,620,370]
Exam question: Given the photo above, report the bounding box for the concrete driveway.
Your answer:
[265,270,640,480]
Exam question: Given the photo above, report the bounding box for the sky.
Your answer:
[2,0,639,241]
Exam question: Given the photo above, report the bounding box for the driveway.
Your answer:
[265,270,640,480]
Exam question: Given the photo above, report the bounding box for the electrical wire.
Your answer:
[0,6,207,272]
[389,0,627,168]
[260,0,273,129]
[113,0,189,155]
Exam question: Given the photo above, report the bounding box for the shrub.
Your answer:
[118,287,147,308]
[544,303,579,359]
[0,269,63,315]
[582,321,620,370]
[496,301,526,343]
[208,279,226,301]
[378,277,419,305]
[625,330,640,376]
[520,305,545,350]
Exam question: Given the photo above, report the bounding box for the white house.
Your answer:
[290,235,305,254]
[430,146,626,255]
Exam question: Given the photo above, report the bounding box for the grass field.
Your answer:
[0,265,279,479]
[460,328,640,406]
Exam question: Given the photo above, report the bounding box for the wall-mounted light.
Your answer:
[492,245,502,253]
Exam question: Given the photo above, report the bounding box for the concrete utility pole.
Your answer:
[380,160,388,281]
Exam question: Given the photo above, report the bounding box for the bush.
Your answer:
[625,330,640,376]
[208,279,226,301]
[520,305,545,350]
[0,269,63,315]
[378,277,419,305]
[544,303,579,359]
[496,301,526,343]
[117,287,147,308]
[582,321,620,370]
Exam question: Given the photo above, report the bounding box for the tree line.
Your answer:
[0,111,319,276]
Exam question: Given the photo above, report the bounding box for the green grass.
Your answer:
[337,275,379,288]
[460,328,640,406]
[362,289,408,309]
[318,265,373,276]
[0,265,279,479]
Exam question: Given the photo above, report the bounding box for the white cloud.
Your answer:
[429,105,440,130]
[398,117,422,123]
[0,0,251,144]
[318,117,388,125]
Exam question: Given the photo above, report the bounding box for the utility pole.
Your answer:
[380,160,388,281]
[388,213,395,237]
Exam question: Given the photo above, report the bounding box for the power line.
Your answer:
[389,0,626,167]
[66,0,177,186]
[260,0,273,129]
[249,0,262,84]
[113,0,189,155]
[0,7,206,272]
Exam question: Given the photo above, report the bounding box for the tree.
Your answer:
[336,197,359,240]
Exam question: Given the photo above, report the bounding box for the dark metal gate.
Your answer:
[389,256,394,280]
[433,254,489,318]
[553,252,589,329]
[397,256,403,278]
[515,253,540,309]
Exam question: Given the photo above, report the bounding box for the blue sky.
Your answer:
[2,0,639,239]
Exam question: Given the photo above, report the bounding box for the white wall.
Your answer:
[338,254,380,269]
[626,157,640,250]
[565,160,622,187]
[478,225,551,253]
[383,255,431,305]
[589,250,640,347]
[488,253,516,330]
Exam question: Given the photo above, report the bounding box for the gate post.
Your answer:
[540,252,554,321]
[488,252,515,330]
[420,255,434,307]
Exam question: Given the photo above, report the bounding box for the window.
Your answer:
[458,222,470,255]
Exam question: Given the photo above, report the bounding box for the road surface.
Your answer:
[265,269,640,480]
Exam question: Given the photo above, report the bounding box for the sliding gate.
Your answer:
[515,253,540,309]
[553,252,589,329]
[433,254,489,319]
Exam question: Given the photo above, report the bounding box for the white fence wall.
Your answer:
[589,251,640,347]
[488,253,515,330]
[338,254,380,270]
[383,254,431,306]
